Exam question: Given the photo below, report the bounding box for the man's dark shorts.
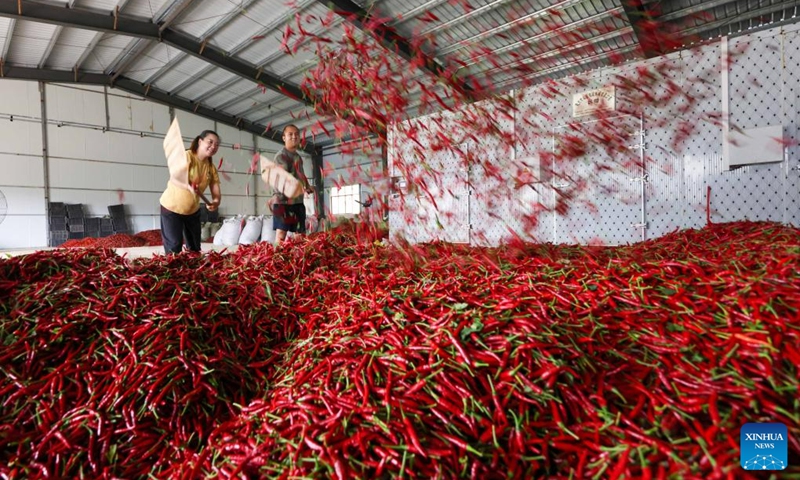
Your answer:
[272,203,306,233]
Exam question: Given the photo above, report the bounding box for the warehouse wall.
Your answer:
[389,23,800,246]
[0,81,44,249]
[0,80,283,249]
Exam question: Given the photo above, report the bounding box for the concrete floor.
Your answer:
[0,243,238,259]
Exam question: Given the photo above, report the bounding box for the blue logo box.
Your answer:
[741,423,788,471]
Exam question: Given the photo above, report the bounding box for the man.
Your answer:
[269,124,314,245]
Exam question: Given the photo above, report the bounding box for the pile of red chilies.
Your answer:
[1,221,797,478]
[60,230,164,249]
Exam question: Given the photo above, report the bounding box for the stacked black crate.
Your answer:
[100,217,114,237]
[108,204,129,234]
[85,218,101,238]
[48,202,68,246]
[66,204,85,240]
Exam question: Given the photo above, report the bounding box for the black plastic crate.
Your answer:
[101,217,114,231]
[207,210,219,223]
[49,202,66,216]
[85,218,101,230]
[68,223,85,233]
[68,231,84,239]
[68,216,85,226]
[85,230,101,238]
[49,216,68,230]
[66,204,84,218]
[108,204,126,218]
[50,231,68,247]
[112,217,128,231]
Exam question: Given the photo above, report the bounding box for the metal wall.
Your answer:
[388,110,475,244]
[389,23,800,246]
[0,80,273,248]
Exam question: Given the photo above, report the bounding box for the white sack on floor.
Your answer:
[239,216,263,244]
[261,216,276,244]
[213,223,224,246]
[218,216,245,246]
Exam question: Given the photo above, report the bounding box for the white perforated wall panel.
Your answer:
[388,23,800,246]
[784,28,800,225]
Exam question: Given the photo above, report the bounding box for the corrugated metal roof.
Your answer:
[2,0,798,147]
[77,34,129,72]
[44,27,96,69]
[118,0,172,18]
[8,20,56,66]
[123,42,174,81]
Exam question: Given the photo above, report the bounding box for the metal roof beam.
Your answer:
[392,0,452,27]
[144,0,259,85]
[156,0,198,33]
[678,1,800,39]
[213,90,254,111]
[169,64,215,95]
[0,65,315,153]
[38,25,62,68]
[253,101,311,125]
[141,50,186,86]
[194,75,243,103]
[38,1,79,68]
[166,0,320,97]
[495,44,640,90]
[247,102,309,122]
[167,0,331,96]
[457,7,623,71]
[316,0,474,99]
[0,1,156,38]
[108,0,196,80]
[658,0,738,22]
[419,0,516,36]
[619,0,667,58]
[74,32,105,71]
[0,0,313,106]
[438,0,589,56]
[107,37,150,80]
[1,19,15,61]
[254,11,345,71]
[73,0,132,72]
[495,27,634,74]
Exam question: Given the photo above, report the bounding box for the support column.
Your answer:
[39,81,51,244]
[312,146,324,219]
[253,133,259,214]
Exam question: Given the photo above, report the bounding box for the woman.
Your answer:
[159,130,222,253]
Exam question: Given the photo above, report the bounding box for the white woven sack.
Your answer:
[213,222,225,246]
[219,216,244,246]
[261,216,276,244]
[239,216,263,244]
